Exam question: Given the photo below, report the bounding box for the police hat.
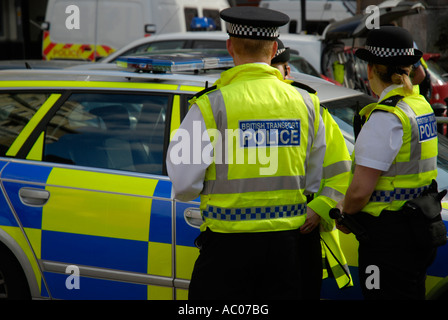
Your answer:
[220,7,289,40]
[271,39,290,64]
[355,26,422,65]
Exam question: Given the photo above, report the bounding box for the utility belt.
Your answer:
[401,180,447,247]
[331,180,447,248]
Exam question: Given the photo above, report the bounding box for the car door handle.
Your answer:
[19,187,50,206]
[184,207,202,228]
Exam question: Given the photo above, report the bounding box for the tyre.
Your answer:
[0,245,31,300]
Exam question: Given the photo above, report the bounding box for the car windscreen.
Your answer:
[323,92,376,138]
[435,134,448,190]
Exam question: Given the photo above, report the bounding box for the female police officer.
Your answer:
[340,26,439,299]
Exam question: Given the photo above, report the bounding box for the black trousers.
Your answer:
[352,210,437,300]
[188,228,314,300]
[297,228,322,299]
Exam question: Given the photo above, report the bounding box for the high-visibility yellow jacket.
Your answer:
[190,63,322,233]
[321,229,353,288]
[308,107,353,288]
[355,85,438,216]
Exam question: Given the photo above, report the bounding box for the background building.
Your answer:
[0,0,48,59]
[2,0,447,64]
[358,0,448,53]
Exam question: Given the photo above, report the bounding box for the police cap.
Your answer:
[271,39,290,64]
[220,7,289,40]
[355,26,422,66]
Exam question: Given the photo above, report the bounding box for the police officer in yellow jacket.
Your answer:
[340,26,439,299]
[166,7,326,299]
[271,40,353,298]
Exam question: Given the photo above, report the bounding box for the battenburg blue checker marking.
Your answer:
[239,120,300,147]
[41,230,148,274]
[202,203,306,221]
[416,113,437,142]
[43,272,147,300]
[370,185,429,202]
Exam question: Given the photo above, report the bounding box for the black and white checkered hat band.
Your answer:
[226,22,279,39]
[366,45,415,58]
[275,48,286,57]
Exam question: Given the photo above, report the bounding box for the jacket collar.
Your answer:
[214,63,284,88]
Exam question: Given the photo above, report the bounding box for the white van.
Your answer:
[259,0,356,34]
[42,0,229,61]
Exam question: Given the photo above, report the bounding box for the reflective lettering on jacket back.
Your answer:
[239,120,300,148]
[416,113,437,142]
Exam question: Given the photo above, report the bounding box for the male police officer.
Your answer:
[167,6,326,300]
[271,41,353,298]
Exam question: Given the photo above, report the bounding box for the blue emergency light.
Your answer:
[190,17,217,31]
[116,51,234,73]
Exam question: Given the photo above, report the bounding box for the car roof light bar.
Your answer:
[116,52,234,73]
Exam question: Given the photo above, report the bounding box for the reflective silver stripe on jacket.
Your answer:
[369,185,430,202]
[204,175,306,194]
[319,160,351,200]
[323,160,351,179]
[299,88,317,175]
[202,203,307,221]
[202,88,317,195]
[367,101,436,203]
[380,101,437,178]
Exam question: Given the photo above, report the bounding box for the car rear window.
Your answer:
[191,40,226,49]
[44,93,170,175]
[0,93,50,157]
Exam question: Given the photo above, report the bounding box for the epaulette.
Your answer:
[378,95,404,107]
[192,85,218,99]
[290,81,317,94]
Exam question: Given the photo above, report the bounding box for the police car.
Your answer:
[0,54,447,300]
[70,31,329,83]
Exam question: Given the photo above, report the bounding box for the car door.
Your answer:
[170,93,203,299]
[0,88,180,299]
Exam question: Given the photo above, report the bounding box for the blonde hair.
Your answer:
[230,37,275,60]
[370,63,413,95]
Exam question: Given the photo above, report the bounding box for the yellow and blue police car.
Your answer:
[0,53,447,300]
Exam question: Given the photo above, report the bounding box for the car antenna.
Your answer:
[205,81,209,89]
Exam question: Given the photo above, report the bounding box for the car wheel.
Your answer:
[0,245,31,300]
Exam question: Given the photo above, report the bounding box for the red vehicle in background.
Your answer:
[422,53,448,135]
[424,53,448,105]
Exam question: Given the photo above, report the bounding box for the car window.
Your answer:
[145,41,187,52]
[203,9,223,31]
[0,93,49,157]
[289,56,321,77]
[324,93,376,147]
[436,134,448,191]
[118,44,152,57]
[43,93,169,175]
[427,60,448,84]
[184,8,199,31]
[191,40,226,49]
[324,93,375,126]
[116,41,188,59]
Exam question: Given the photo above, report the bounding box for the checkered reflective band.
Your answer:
[275,48,286,56]
[369,185,430,203]
[366,45,415,58]
[226,22,279,39]
[202,203,306,221]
